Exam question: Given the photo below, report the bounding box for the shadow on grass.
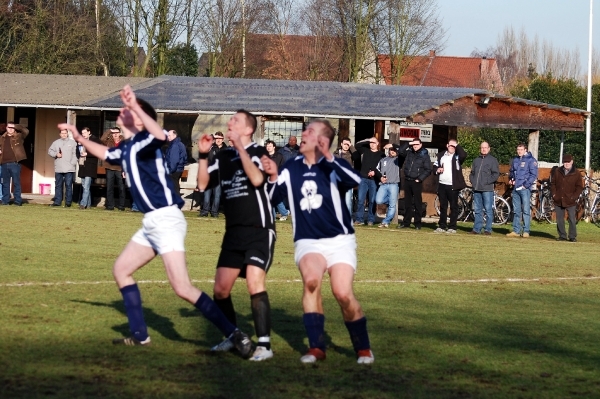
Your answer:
[71,299,189,344]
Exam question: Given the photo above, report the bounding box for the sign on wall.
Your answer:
[398,122,433,142]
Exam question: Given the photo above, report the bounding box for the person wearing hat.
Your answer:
[550,154,583,242]
[433,138,467,233]
[200,131,228,217]
[506,143,538,238]
[398,138,432,230]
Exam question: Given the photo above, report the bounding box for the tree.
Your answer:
[164,43,198,76]
[370,0,446,85]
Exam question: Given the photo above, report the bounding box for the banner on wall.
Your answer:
[398,122,433,142]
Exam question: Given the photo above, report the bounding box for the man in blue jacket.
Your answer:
[507,143,538,238]
[165,130,187,194]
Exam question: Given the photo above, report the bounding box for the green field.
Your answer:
[1,205,600,399]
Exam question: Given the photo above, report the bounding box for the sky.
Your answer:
[438,0,599,68]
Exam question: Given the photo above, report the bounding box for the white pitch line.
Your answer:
[0,276,599,288]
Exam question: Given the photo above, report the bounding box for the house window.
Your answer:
[263,119,303,147]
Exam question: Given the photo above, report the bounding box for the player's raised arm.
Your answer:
[227,130,264,187]
[58,123,109,160]
[120,85,166,141]
[196,134,214,190]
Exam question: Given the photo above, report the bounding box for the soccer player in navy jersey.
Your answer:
[197,110,275,362]
[261,120,374,364]
[57,85,251,356]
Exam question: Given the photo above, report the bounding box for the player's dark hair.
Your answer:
[313,119,336,148]
[137,98,157,121]
[236,109,257,133]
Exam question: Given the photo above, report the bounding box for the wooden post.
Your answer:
[528,129,539,159]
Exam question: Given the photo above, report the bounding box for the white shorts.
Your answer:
[131,205,187,255]
[294,234,357,271]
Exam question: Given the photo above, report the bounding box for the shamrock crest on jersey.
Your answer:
[300,180,323,213]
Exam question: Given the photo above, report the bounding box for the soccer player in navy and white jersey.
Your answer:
[261,119,374,364]
[197,110,276,362]
[57,85,251,356]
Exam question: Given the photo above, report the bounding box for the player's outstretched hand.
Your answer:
[260,155,278,180]
[120,84,138,110]
[198,134,214,155]
[58,123,81,142]
[226,130,242,151]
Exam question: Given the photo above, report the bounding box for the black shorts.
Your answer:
[217,226,276,278]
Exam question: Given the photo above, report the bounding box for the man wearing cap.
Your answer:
[433,139,467,233]
[507,143,538,238]
[469,142,500,235]
[398,138,432,230]
[165,129,187,194]
[353,137,385,226]
[0,122,29,206]
[201,131,228,217]
[550,154,583,242]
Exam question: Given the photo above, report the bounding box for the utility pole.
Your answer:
[241,0,246,78]
[586,0,593,175]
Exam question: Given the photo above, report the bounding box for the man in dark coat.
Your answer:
[551,154,583,242]
[277,136,300,163]
[200,131,228,217]
[398,138,432,230]
[0,122,29,206]
[76,127,101,209]
[433,139,467,233]
[165,129,187,194]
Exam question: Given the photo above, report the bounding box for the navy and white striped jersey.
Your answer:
[267,156,361,241]
[205,143,274,230]
[105,130,184,213]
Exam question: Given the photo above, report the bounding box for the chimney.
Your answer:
[429,50,436,57]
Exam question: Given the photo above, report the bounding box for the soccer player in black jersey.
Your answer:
[197,110,275,361]
[58,86,251,356]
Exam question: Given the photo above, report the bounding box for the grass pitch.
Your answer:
[1,205,600,398]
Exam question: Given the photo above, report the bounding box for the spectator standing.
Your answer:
[375,145,402,228]
[165,129,187,195]
[469,142,500,235]
[506,143,538,238]
[550,155,583,242]
[398,138,432,230]
[353,137,385,226]
[265,139,290,221]
[0,122,29,206]
[48,128,77,207]
[278,135,300,163]
[433,139,467,233]
[335,137,356,215]
[200,131,228,217]
[100,127,126,211]
[76,127,101,209]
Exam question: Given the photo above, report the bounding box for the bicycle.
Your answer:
[576,175,600,224]
[434,185,510,225]
[503,180,555,224]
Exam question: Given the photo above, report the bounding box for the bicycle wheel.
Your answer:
[591,198,600,224]
[493,196,510,225]
[576,195,588,222]
[540,195,556,224]
[434,195,440,216]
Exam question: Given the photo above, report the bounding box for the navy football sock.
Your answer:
[120,284,149,341]
[194,292,236,337]
[303,312,326,352]
[344,317,370,352]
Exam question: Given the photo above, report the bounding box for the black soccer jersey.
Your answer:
[205,142,275,230]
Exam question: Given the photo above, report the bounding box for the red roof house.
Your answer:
[378,50,505,94]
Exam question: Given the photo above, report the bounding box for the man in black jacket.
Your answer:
[200,131,228,217]
[433,139,467,233]
[398,139,432,230]
[353,137,384,225]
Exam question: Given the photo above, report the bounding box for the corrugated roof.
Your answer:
[0,74,151,106]
[88,75,486,119]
